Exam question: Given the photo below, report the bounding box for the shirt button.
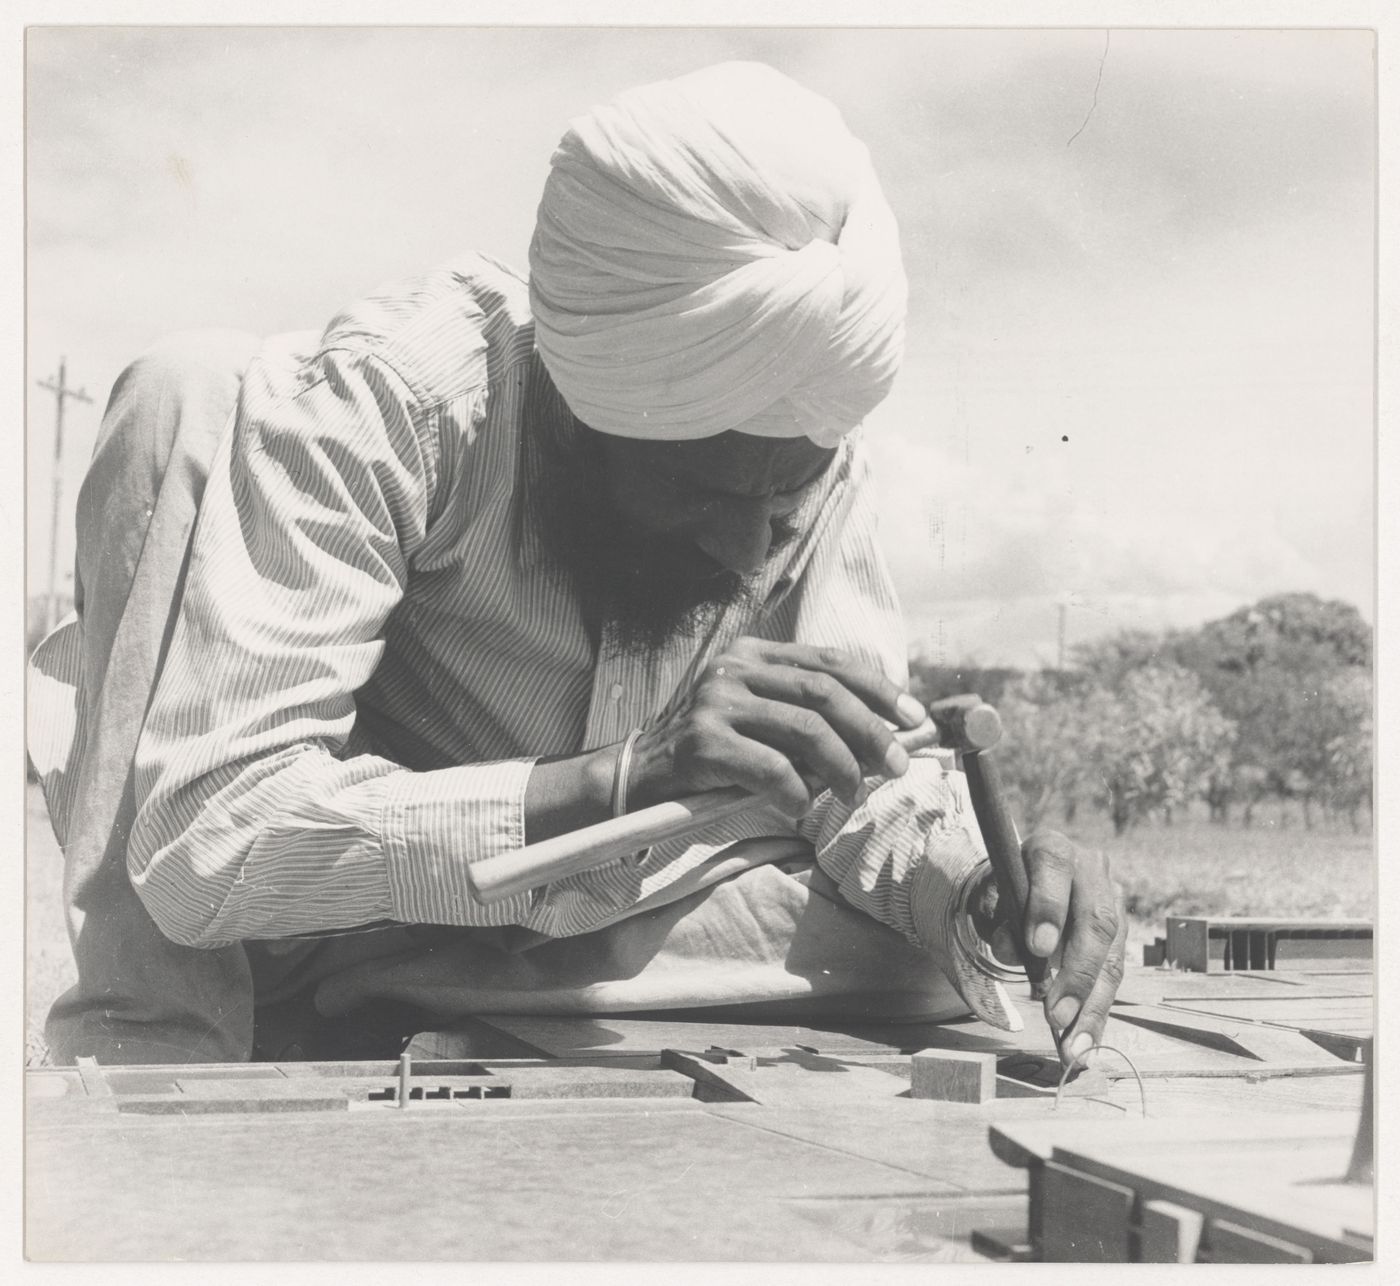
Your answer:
[609,683,624,702]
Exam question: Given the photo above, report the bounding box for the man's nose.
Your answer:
[693,500,776,575]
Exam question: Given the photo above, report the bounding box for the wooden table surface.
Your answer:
[25,962,1372,1262]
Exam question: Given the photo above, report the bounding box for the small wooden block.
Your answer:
[1138,1199,1204,1263]
[1205,1218,1313,1263]
[1166,917,1213,971]
[1038,1161,1134,1262]
[910,1049,997,1103]
[969,1226,1034,1261]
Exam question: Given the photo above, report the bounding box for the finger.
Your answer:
[965,869,1000,943]
[1058,890,1128,1067]
[1020,830,1078,959]
[732,696,865,804]
[748,641,926,729]
[708,727,815,817]
[741,666,909,781]
[1041,848,1119,1048]
[987,921,1020,968]
[961,871,1022,967]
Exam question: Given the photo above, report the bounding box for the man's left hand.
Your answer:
[972,830,1127,1068]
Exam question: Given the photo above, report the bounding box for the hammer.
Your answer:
[925,695,1051,1000]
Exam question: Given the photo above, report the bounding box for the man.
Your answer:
[30,62,1125,1066]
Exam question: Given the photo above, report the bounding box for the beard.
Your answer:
[532,418,800,659]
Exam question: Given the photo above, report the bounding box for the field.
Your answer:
[1049,803,1375,924]
[25,785,1375,1065]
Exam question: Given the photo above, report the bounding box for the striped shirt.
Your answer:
[128,253,985,951]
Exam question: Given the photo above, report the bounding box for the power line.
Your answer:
[36,358,93,635]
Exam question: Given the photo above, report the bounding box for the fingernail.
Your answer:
[1067,1032,1094,1064]
[896,693,926,726]
[883,741,910,777]
[1031,923,1059,957]
[1051,997,1080,1030]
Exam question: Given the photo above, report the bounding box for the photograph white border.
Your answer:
[5,2,1394,1282]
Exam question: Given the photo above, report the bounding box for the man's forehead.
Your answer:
[604,430,837,495]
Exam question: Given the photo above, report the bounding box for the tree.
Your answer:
[1206,760,1270,826]
[1068,629,1183,692]
[1320,670,1374,830]
[1088,665,1237,834]
[1172,593,1372,825]
[995,674,1093,829]
[909,592,1371,830]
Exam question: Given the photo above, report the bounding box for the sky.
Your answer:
[24,25,1376,668]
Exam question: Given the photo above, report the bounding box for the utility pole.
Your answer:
[1056,600,1068,672]
[36,358,92,635]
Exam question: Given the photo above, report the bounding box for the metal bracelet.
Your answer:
[946,858,1027,984]
[611,728,644,819]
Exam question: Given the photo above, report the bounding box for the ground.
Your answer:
[25,783,1374,1065]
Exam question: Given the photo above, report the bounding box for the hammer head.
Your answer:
[927,694,1003,753]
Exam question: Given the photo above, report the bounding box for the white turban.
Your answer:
[528,61,908,447]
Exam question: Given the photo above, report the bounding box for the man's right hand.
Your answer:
[627,638,928,815]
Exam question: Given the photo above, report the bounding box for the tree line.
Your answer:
[909,592,1373,834]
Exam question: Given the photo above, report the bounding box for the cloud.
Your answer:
[25,28,1376,667]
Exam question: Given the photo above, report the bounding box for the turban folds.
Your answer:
[528,62,907,447]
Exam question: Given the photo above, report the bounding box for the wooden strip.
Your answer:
[1165,917,1372,975]
[1178,917,1372,933]
[1205,1218,1313,1263]
[1303,1030,1369,1063]
[472,1015,900,1058]
[1105,1008,1348,1070]
[117,1095,348,1115]
[990,1112,1356,1171]
[660,1049,754,1103]
[660,1048,908,1107]
[1038,1161,1134,1262]
[969,1226,1034,1261]
[500,1066,695,1100]
[74,1056,112,1099]
[1346,1040,1373,1183]
[1048,1135,1369,1258]
[1162,995,1372,1018]
[1265,933,1369,972]
[1138,1199,1203,1263]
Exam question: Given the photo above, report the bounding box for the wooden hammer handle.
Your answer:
[923,694,1048,994]
[470,785,758,903]
[469,719,942,904]
[961,748,1052,996]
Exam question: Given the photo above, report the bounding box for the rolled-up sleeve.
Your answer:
[798,758,989,951]
[130,348,540,947]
